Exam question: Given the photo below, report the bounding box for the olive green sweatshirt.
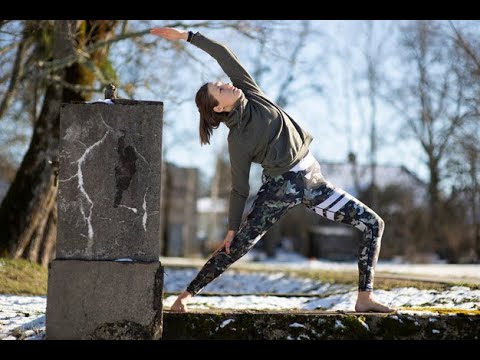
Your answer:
[190,33,313,231]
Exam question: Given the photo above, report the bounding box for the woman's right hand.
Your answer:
[150,27,188,41]
[213,230,236,255]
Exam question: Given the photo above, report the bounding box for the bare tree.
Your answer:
[352,21,394,208]
[0,20,119,264]
[383,20,470,259]
[448,131,480,261]
[447,21,480,260]
[273,21,311,108]
[333,24,362,196]
[329,21,394,202]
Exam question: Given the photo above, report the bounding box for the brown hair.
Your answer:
[195,83,227,145]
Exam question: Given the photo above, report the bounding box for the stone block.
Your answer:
[46,259,163,340]
[56,102,163,261]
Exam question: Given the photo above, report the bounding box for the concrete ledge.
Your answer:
[162,309,480,340]
[46,260,164,340]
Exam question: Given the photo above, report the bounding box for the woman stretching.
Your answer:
[150,27,394,313]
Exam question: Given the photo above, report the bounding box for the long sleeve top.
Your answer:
[190,32,313,231]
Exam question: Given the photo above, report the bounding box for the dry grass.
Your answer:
[0,258,48,295]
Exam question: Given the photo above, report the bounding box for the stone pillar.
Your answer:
[46,98,164,340]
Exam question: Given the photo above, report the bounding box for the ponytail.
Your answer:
[195,83,226,145]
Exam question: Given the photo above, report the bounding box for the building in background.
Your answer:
[196,197,228,255]
[159,162,200,257]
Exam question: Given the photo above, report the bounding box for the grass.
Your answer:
[0,257,48,296]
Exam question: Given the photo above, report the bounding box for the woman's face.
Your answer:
[208,81,243,113]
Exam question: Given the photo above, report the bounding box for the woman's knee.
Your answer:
[361,212,384,236]
[375,215,385,235]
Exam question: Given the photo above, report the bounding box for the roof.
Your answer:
[318,161,426,199]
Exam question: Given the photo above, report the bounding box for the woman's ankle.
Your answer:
[180,290,193,300]
[357,290,373,301]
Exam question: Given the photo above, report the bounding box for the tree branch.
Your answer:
[0,42,19,57]
[45,74,104,94]
[275,21,310,107]
[0,22,32,119]
[23,21,255,82]
[449,20,480,71]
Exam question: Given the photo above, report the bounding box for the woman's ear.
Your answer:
[213,105,223,113]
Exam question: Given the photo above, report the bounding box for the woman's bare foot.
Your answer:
[355,291,395,313]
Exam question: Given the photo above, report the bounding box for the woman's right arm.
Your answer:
[150,27,263,95]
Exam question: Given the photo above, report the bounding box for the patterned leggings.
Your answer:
[186,157,385,295]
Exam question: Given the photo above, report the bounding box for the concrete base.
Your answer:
[46,259,163,340]
[162,309,480,340]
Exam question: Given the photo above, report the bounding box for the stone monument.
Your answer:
[46,86,164,339]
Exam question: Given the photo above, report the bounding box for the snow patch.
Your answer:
[289,322,306,328]
[334,320,346,329]
[219,319,235,328]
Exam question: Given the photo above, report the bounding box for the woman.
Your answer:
[150,27,394,313]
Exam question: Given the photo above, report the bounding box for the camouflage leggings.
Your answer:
[186,157,385,295]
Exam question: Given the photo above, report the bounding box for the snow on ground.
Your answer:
[163,285,480,312]
[2,263,480,340]
[243,249,480,281]
[163,268,350,294]
[162,267,480,311]
[163,250,480,282]
[0,295,46,340]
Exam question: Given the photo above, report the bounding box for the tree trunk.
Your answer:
[39,203,58,267]
[25,185,58,262]
[0,20,74,260]
[0,20,118,265]
[427,155,449,259]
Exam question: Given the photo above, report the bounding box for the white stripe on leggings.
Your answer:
[328,193,354,213]
[314,188,344,209]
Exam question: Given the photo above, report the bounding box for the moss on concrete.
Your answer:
[162,310,480,340]
[90,320,151,340]
[399,307,480,316]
